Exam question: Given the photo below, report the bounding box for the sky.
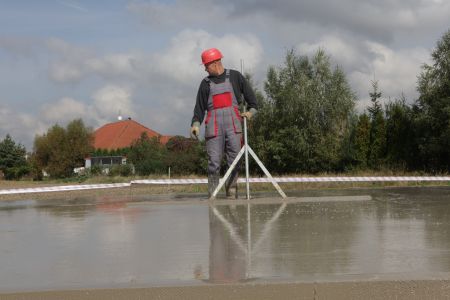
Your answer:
[1,0,449,150]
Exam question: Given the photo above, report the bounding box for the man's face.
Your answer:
[204,60,220,76]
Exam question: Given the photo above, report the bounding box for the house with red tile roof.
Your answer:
[93,118,171,150]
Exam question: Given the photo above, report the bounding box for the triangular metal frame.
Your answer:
[210,144,287,199]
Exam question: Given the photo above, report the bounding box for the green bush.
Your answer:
[108,164,133,177]
[128,133,167,175]
[4,165,31,180]
[89,165,103,176]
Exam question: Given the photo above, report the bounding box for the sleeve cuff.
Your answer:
[192,121,201,128]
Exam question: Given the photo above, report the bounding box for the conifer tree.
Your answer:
[367,81,386,169]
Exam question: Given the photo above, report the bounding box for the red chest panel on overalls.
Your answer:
[212,92,232,109]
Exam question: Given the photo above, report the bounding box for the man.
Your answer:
[190,48,258,199]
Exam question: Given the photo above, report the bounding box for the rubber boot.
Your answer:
[208,174,220,199]
[225,178,238,199]
[226,186,238,199]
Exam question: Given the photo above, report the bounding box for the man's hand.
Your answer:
[240,111,253,120]
[190,122,200,139]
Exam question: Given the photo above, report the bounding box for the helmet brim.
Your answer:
[200,58,222,66]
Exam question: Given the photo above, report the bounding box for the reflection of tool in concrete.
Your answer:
[210,201,287,280]
[210,60,287,200]
[252,202,287,253]
[211,206,247,253]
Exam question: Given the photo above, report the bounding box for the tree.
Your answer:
[246,73,274,174]
[367,81,386,169]
[384,96,415,170]
[0,134,29,180]
[415,29,450,171]
[165,136,207,175]
[66,119,94,170]
[33,119,94,178]
[353,113,371,169]
[252,49,356,173]
[127,133,166,175]
[368,81,382,116]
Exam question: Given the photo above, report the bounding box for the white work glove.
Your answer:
[240,108,257,120]
[190,122,200,139]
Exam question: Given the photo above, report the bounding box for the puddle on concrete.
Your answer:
[1,186,450,292]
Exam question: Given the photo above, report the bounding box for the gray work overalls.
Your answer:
[204,69,242,197]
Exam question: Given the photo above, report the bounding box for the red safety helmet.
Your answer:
[201,48,223,65]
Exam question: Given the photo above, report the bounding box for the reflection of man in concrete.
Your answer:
[208,206,248,283]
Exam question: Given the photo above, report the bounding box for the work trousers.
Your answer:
[206,127,242,189]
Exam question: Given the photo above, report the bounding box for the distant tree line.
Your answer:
[248,29,450,174]
[125,133,207,176]
[28,121,206,179]
[1,120,206,180]
[1,29,449,180]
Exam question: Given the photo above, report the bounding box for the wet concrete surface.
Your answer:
[1,186,450,293]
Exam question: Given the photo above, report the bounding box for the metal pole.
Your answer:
[168,166,171,193]
[246,202,251,278]
[243,108,250,200]
[241,59,250,200]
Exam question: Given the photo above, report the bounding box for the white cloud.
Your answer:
[41,32,263,137]
[0,37,42,58]
[150,29,264,84]
[298,35,371,72]
[38,85,136,128]
[0,85,137,150]
[85,54,138,79]
[41,97,88,123]
[49,61,85,83]
[367,42,428,96]
[46,31,262,86]
[222,0,450,43]
[0,106,47,149]
[92,85,135,123]
[350,42,429,109]
[47,38,93,82]
[47,39,138,83]
[298,35,430,110]
[127,0,230,30]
